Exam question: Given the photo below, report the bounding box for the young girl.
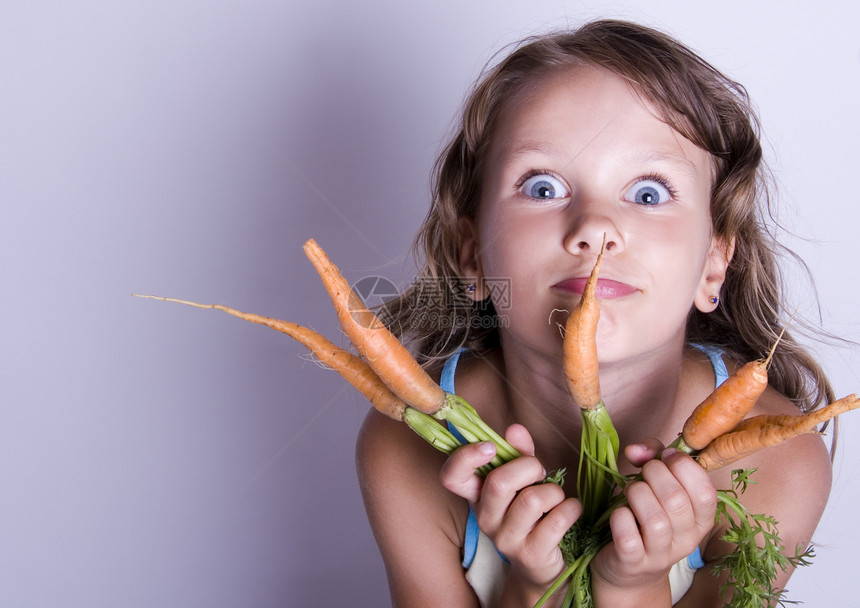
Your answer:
[356,19,834,607]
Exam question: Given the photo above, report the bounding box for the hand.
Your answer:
[590,441,717,593]
[439,424,582,591]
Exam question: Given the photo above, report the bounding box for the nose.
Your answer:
[562,199,625,255]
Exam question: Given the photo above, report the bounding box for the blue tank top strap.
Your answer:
[687,545,705,569]
[440,347,465,393]
[441,348,470,444]
[462,507,480,568]
[690,343,729,387]
[441,349,509,566]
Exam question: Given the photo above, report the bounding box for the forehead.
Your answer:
[487,64,714,178]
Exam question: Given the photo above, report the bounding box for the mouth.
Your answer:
[552,278,638,299]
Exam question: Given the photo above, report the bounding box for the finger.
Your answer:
[439,441,496,504]
[625,475,674,555]
[624,438,665,468]
[661,449,717,532]
[475,455,546,533]
[493,482,567,552]
[608,505,646,566]
[505,423,536,457]
[641,456,692,521]
[527,497,582,555]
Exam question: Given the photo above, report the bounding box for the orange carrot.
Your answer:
[680,360,769,451]
[132,295,408,420]
[675,333,783,452]
[563,241,606,410]
[302,238,446,415]
[697,393,860,471]
[559,238,621,522]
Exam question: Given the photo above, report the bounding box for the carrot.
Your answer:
[697,393,860,471]
[563,239,606,410]
[679,362,768,451]
[300,239,521,463]
[132,295,408,420]
[673,333,783,453]
[137,242,519,471]
[303,238,446,415]
[556,237,623,527]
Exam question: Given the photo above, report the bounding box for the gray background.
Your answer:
[2,1,858,606]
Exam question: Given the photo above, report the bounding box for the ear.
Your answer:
[457,216,487,301]
[694,234,735,313]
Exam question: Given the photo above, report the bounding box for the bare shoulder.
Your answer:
[447,349,511,428]
[355,408,465,549]
[733,385,833,534]
[355,408,478,606]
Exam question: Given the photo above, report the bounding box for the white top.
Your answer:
[462,518,704,607]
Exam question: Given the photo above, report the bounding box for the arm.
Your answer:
[356,409,481,608]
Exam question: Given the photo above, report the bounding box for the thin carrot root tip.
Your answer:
[762,327,786,368]
[133,292,408,420]
[697,393,860,471]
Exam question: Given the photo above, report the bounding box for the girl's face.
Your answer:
[460,64,730,364]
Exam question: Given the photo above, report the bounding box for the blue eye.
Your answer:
[624,179,673,206]
[520,173,569,201]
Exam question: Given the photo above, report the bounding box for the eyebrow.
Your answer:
[633,150,701,175]
[503,142,562,160]
[501,145,702,177]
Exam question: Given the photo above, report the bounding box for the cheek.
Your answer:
[475,208,532,275]
[640,211,712,263]
[478,220,558,300]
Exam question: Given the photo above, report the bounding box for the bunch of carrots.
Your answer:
[137,238,858,608]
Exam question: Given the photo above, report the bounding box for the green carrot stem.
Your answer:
[402,407,463,454]
[578,401,620,523]
[716,490,750,523]
[562,576,578,607]
[666,434,696,455]
[534,550,596,608]
[436,393,522,464]
[402,404,496,477]
[579,446,628,487]
[534,553,587,607]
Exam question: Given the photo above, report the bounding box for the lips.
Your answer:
[552,277,638,299]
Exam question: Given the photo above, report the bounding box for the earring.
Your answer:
[708,295,719,306]
[465,283,476,294]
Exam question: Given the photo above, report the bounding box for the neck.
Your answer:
[495,335,691,473]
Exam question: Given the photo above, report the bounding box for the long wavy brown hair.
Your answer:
[381,19,834,412]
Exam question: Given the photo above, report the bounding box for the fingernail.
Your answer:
[662,448,679,459]
[478,442,496,456]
